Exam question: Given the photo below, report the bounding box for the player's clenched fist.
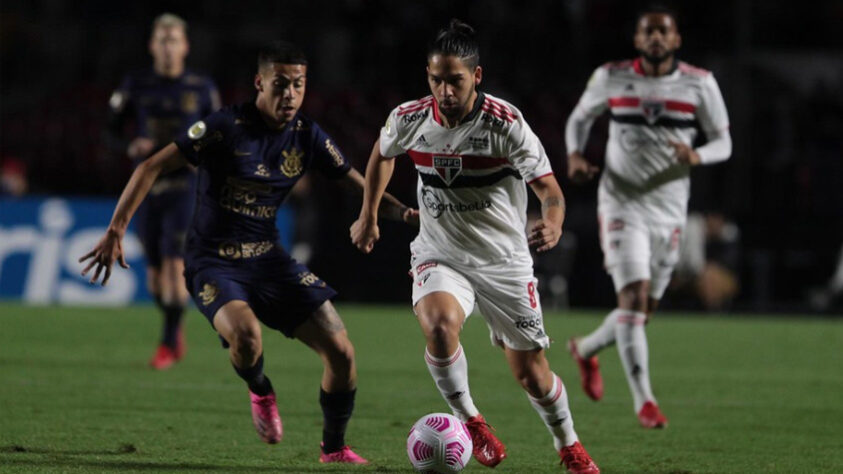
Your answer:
[350,216,380,254]
[567,152,600,183]
[669,140,701,165]
[528,219,562,253]
[78,229,130,286]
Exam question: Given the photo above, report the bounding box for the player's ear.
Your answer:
[254,73,263,92]
[474,65,482,87]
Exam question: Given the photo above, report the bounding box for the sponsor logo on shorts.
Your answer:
[298,271,326,288]
[198,282,218,306]
[608,218,625,232]
[514,313,543,330]
[421,187,491,219]
[415,261,438,274]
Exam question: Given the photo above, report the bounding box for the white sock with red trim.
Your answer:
[577,308,622,358]
[615,311,655,412]
[424,345,479,421]
[527,373,578,450]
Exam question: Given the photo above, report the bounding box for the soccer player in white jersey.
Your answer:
[351,20,599,474]
[564,7,732,428]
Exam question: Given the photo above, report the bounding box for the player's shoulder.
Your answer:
[388,95,436,135]
[677,61,712,79]
[181,69,217,89]
[394,95,436,116]
[479,92,520,125]
[599,59,639,77]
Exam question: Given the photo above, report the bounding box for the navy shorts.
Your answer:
[184,254,337,340]
[135,177,195,267]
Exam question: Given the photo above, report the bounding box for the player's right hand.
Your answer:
[567,152,600,184]
[78,229,129,286]
[350,215,380,254]
[127,137,156,159]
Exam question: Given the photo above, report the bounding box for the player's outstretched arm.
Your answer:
[339,168,419,225]
[528,174,566,253]
[79,143,189,285]
[350,139,398,254]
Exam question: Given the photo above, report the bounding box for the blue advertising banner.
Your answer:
[0,197,293,305]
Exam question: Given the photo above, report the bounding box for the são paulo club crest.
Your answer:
[641,99,665,125]
[433,156,462,186]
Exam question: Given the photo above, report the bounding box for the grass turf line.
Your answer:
[0,303,841,473]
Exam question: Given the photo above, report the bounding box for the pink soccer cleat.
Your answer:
[319,443,368,464]
[559,441,600,474]
[568,338,603,401]
[148,345,178,370]
[250,390,283,443]
[638,401,668,429]
[465,414,507,467]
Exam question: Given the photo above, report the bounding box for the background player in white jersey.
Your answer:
[564,7,732,428]
[351,20,599,474]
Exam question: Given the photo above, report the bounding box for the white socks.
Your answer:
[527,373,578,450]
[577,308,623,358]
[615,311,655,412]
[424,345,479,421]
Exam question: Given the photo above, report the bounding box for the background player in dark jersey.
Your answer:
[107,13,221,370]
[82,40,415,464]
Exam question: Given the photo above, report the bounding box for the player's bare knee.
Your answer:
[619,281,650,311]
[230,321,262,361]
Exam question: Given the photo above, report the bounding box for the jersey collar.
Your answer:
[431,91,485,127]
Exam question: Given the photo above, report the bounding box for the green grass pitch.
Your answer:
[1,302,841,473]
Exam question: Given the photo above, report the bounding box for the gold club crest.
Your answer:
[198,282,219,306]
[280,148,304,177]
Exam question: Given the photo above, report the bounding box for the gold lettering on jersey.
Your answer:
[218,241,274,260]
[181,91,199,114]
[280,148,304,177]
[219,177,277,218]
[324,139,344,167]
[297,271,326,287]
[198,283,219,306]
[254,164,270,177]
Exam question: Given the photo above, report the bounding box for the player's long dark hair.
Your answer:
[428,19,479,68]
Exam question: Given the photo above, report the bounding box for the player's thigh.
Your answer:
[648,225,683,300]
[294,300,353,359]
[212,299,263,350]
[411,262,474,335]
[473,270,549,351]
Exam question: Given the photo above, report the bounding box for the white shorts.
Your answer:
[410,258,550,351]
[598,212,683,299]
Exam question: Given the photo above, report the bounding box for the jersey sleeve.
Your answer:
[696,73,730,135]
[378,106,406,158]
[174,110,230,165]
[310,124,352,179]
[505,114,554,184]
[564,66,610,154]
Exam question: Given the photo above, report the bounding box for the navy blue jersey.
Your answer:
[174,102,351,261]
[109,69,220,170]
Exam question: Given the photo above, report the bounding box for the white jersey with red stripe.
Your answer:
[380,92,553,268]
[566,58,731,225]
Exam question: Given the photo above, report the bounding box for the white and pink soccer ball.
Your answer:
[407,413,473,473]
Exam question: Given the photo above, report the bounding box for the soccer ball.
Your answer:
[407,413,473,473]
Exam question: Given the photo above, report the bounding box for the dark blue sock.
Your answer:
[234,354,273,396]
[161,303,184,349]
[320,388,356,453]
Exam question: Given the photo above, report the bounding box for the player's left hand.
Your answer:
[528,219,562,253]
[78,229,130,286]
[669,141,701,165]
[402,208,420,227]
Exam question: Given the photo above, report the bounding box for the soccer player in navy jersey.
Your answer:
[106,13,221,370]
[83,40,416,464]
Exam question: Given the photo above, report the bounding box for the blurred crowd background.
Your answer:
[2,0,842,313]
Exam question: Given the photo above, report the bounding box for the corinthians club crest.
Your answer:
[641,98,665,125]
[433,155,462,186]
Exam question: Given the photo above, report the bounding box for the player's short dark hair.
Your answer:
[257,40,308,70]
[427,19,480,69]
[635,4,679,29]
